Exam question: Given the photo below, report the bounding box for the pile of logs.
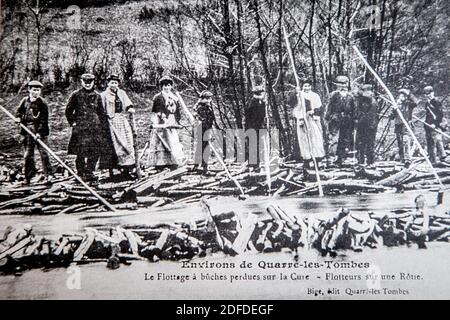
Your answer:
[1,158,450,215]
[2,200,448,274]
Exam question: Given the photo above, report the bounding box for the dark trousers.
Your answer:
[336,121,354,160]
[194,126,213,171]
[22,133,51,181]
[396,132,405,160]
[356,126,376,165]
[75,155,98,178]
[425,128,436,163]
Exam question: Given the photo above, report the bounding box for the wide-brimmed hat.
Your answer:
[27,80,43,88]
[200,90,213,98]
[159,75,174,86]
[107,74,120,82]
[81,73,95,81]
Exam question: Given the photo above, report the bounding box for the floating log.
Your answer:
[231,213,258,254]
[53,237,69,256]
[272,171,295,198]
[58,204,86,214]
[132,167,188,195]
[73,231,96,262]
[354,166,387,180]
[304,169,354,182]
[375,164,419,187]
[0,236,34,261]
[0,191,47,210]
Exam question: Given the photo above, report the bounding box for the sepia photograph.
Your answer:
[0,0,449,301]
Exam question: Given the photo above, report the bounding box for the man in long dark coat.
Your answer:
[423,86,445,164]
[193,90,217,174]
[325,76,357,167]
[65,73,109,182]
[355,84,379,165]
[245,86,267,168]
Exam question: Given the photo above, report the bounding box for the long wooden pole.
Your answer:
[208,140,246,197]
[263,83,272,194]
[353,46,444,193]
[0,105,117,212]
[283,25,324,197]
[378,94,450,140]
[413,116,450,140]
[129,112,142,179]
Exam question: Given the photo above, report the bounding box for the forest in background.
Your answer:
[0,0,449,157]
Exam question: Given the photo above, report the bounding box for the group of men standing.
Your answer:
[14,72,447,185]
[16,73,137,184]
[290,75,446,168]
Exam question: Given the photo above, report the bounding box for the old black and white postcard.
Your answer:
[0,0,449,301]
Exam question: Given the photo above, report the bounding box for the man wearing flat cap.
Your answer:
[245,85,267,168]
[423,86,446,164]
[100,74,136,179]
[65,73,108,182]
[193,90,217,173]
[15,80,52,184]
[325,75,357,167]
[390,88,418,163]
[355,84,379,165]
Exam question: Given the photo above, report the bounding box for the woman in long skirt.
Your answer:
[143,75,186,169]
[100,74,136,178]
[290,81,325,167]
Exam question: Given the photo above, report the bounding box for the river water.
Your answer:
[0,189,449,300]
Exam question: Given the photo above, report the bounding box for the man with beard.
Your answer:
[65,73,108,182]
[325,76,357,167]
[355,84,379,166]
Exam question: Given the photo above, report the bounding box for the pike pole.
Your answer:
[263,83,272,195]
[0,105,117,212]
[129,112,142,179]
[378,94,450,140]
[208,140,247,200]
[352,45,445,204]
[283,25,324,197]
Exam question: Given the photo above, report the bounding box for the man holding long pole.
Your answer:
[1,101,116,212]
[353,45,445,204]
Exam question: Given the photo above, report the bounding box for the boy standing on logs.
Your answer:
[100,74,137,179]
[390,88,418,164]
[423,86,446,165]
[245,86,267,169]
[65,74,108,183]
[325,76,357,167]
[355,84,379,166]
[15,81,52,184]
[193,90,216,174]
